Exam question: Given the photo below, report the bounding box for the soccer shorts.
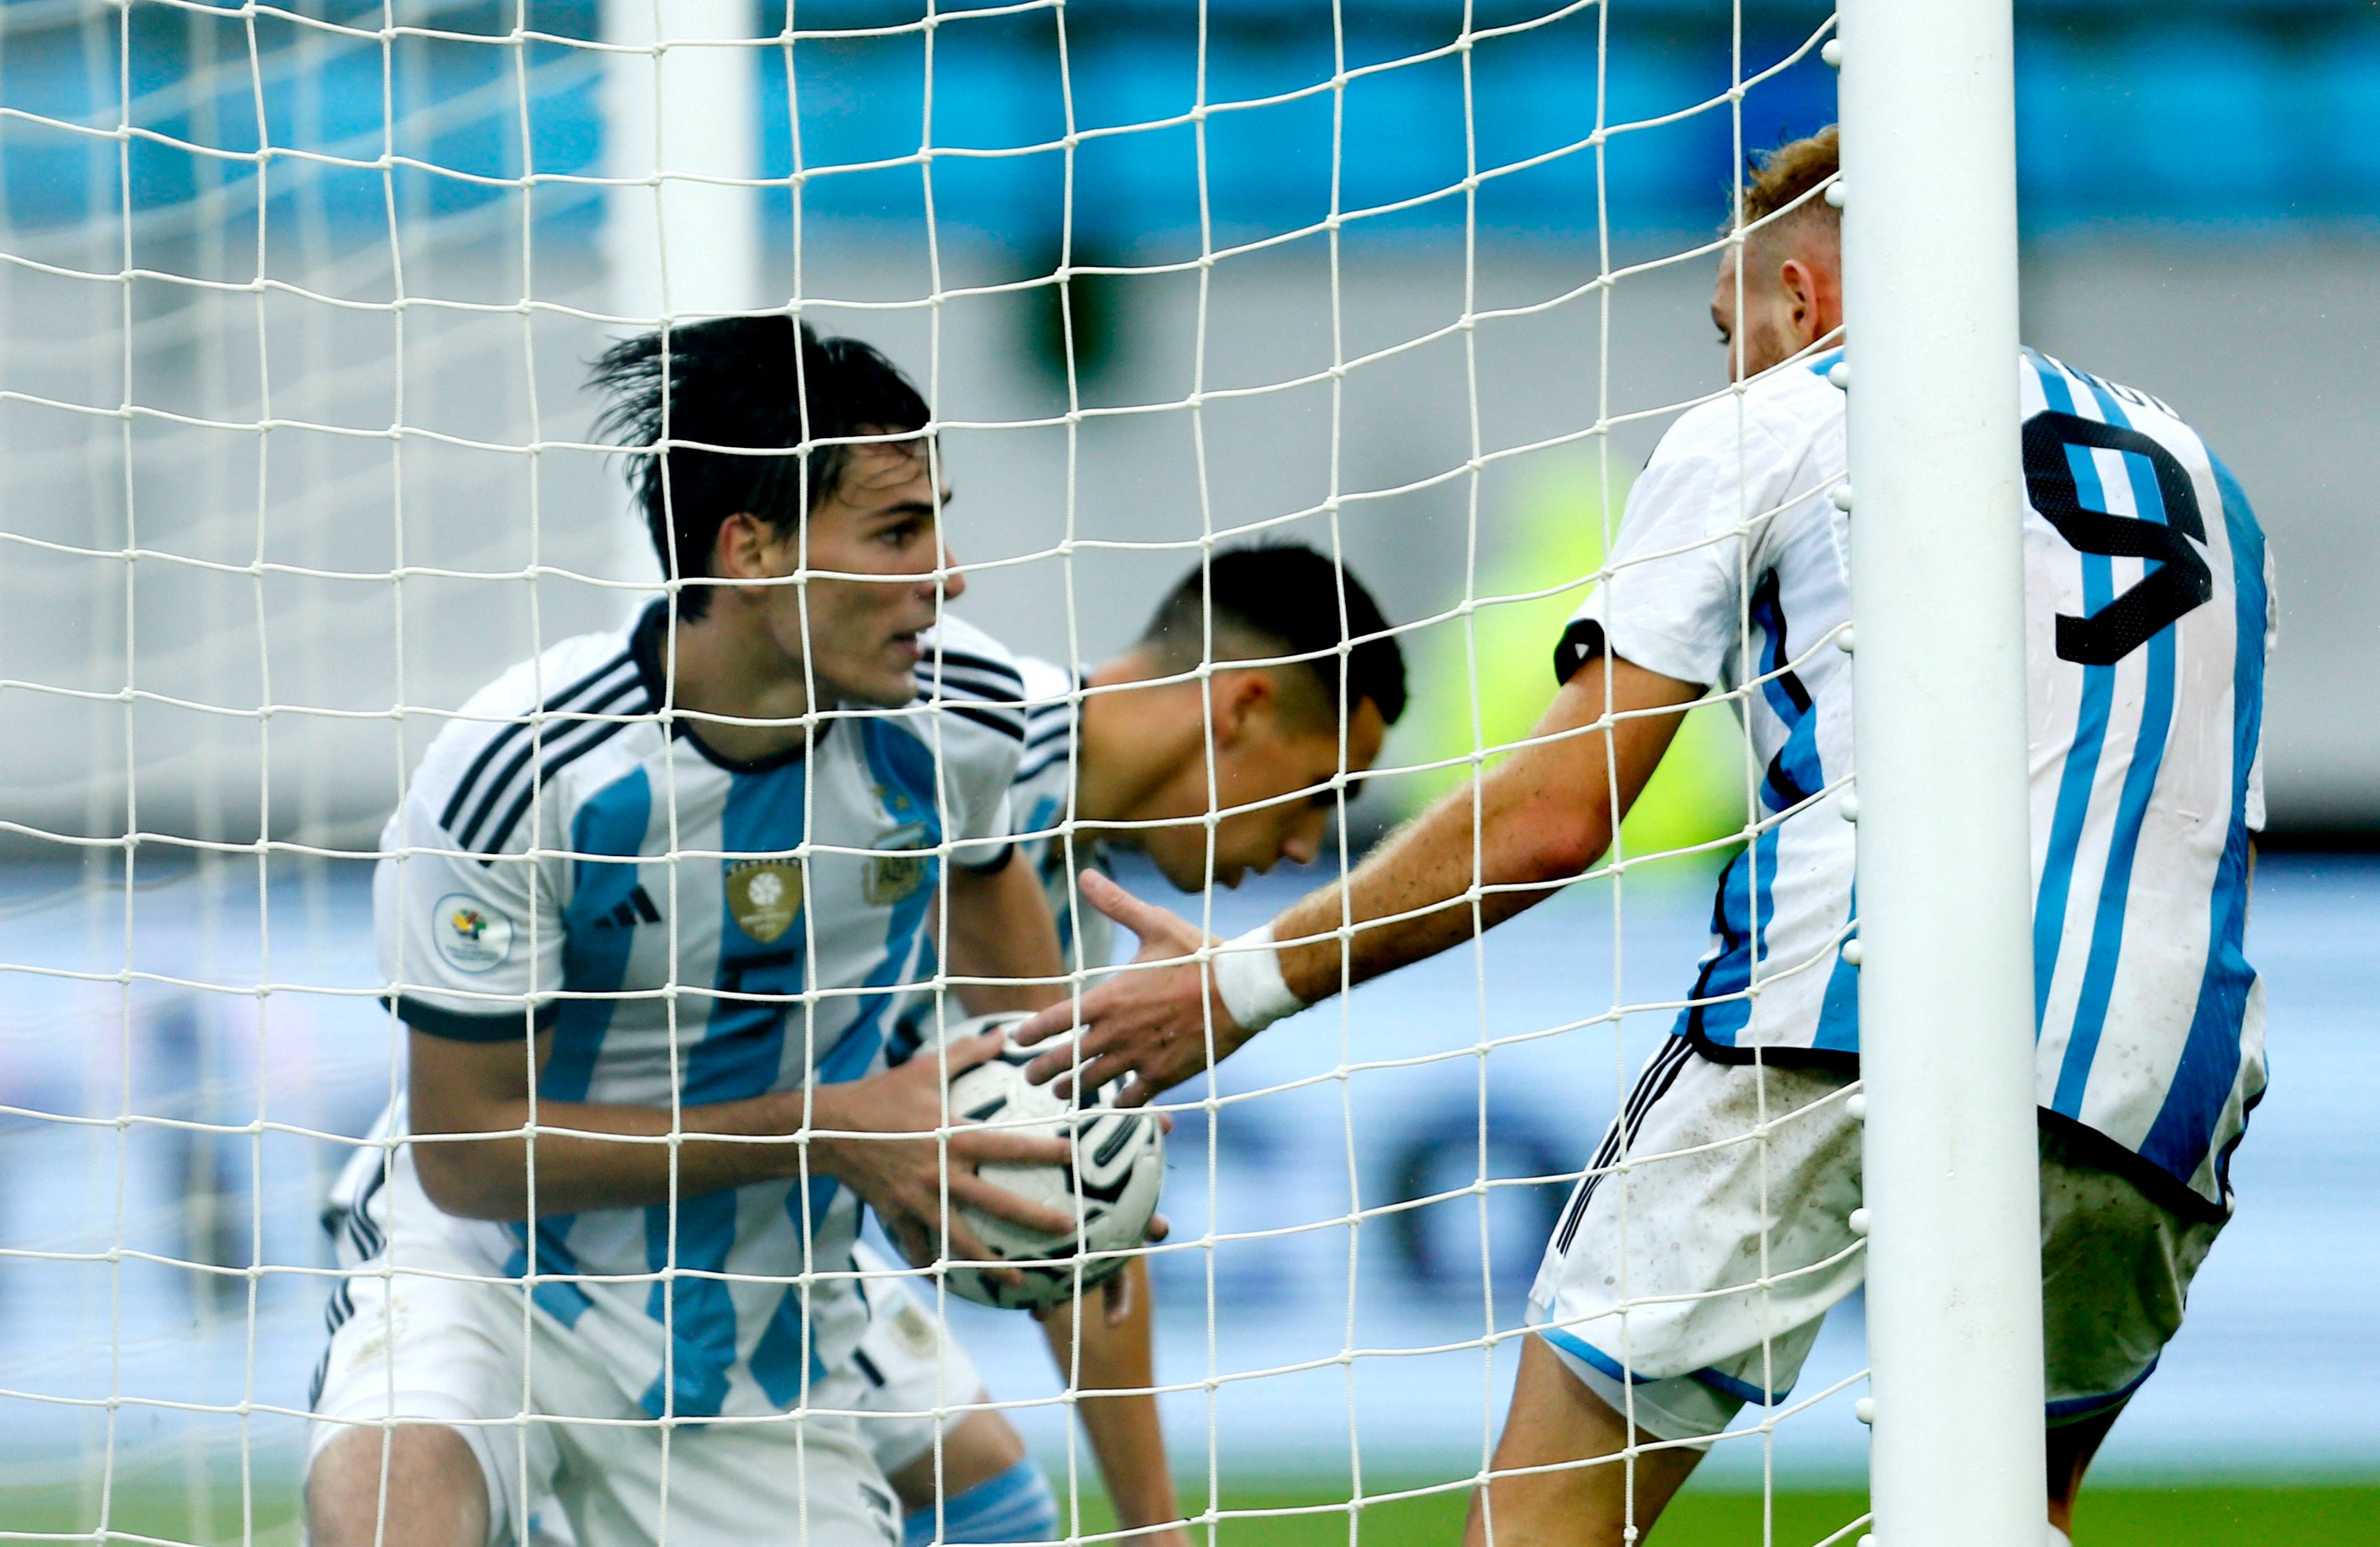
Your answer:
[848,1241,989,1478]
[1526,1039,2226,1445]
[308,1163,899,1547]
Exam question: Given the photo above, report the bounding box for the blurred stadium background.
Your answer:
[0,1,2374,1541]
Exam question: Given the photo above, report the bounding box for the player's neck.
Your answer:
[1072,651,1200,831]
[663,609,816,766]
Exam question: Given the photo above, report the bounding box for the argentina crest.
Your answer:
[865,822,933,907]
[724,857,804,944]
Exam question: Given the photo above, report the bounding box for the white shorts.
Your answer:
[847,1242,988,1478]
[309,1165,900,1547]
[1527,1040,2224,1444]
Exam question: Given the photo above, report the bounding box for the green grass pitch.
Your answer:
[5,1474,2374,1545]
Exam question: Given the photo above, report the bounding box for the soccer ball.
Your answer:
[917,1013,1165,1311]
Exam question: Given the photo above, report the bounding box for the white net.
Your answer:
[0,2,1868,1544]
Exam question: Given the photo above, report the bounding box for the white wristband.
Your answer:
[1211,922,1304,1033]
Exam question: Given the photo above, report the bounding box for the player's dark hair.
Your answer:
[1139,544,1408,729]
[590,317,931,618]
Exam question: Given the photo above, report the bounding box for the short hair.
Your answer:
[1739,124,1840,231]
[1139,544,1408,729]
[590,317,931,618]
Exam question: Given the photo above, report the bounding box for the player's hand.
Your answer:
[1026,1243,1157,1328]
[1012,870,1260,1107]
[816,1030,1079,1279]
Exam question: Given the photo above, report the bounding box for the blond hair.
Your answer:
[1741,124,1840,229]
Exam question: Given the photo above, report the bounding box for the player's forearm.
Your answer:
[1273,742,1611,1006]
[1040,1263,1178,1530]
[410,1086,810,1220]
[1271,662,1695,1008]
[942,858,1068,1013]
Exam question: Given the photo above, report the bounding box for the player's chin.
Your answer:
[845,648,922,708]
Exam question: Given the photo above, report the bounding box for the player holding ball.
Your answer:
[308,317,1120,1547]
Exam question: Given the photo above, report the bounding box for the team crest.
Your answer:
[724,859,804,944]
[865,822,932,907]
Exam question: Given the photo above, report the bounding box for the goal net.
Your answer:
[0,2,1871,1543]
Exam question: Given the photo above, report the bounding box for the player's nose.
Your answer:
[929,542,966,602]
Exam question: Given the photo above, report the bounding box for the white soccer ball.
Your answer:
[915,1013,1165,1311]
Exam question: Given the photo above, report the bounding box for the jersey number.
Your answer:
[2022,411,2212,667]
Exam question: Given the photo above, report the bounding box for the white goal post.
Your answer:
[1839,0,2047,1537]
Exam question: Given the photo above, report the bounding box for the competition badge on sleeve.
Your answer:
[431,894,514,973]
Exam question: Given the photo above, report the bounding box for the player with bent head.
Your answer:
[855,543,1407,1547]
[1015,126,2271,1544]
[900,543,1409,1036]
[306,317,1100,1547]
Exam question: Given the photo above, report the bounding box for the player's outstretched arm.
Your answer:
[1035,1261,1187,1547]
[1014,656,1701,1103]
[409,1026,1079,1271]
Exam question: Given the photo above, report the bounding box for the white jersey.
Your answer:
[1012,655,1117,976]
[886,653,1114,1065]
[1562,347,2272,1214]
[372,600,1024,1421]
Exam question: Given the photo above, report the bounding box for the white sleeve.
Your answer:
[1553,401,1789,690]
[373,782,567,1042]
[941,731,1019,871]
[916,618,1027,871]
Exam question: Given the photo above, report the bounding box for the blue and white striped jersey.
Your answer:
[1558,347,2272,1213]
[1012,655,1118,978]
[370,600,1025,1421]
[886,654,1113,1064]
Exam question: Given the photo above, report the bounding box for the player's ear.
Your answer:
[1778,258,1823,342]
[1209,667,1273,748]
[713,511,790,589]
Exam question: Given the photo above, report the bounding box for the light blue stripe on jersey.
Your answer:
[641,759,810,1421]
[748,719,947,1407]
[545,768,655,1102]
[506,767,655,1330]
[2027,356,2115,1038]
[2052,378,2182,1117]
[2140,455,2267,1184]
[1686,826,1779,1045]
[1748,579,1824,813]
[1813,882,1860,1053]
[748,1019,884,1408]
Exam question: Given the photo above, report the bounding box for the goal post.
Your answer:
[600,0,763,321]
[1838,0,2048,1538]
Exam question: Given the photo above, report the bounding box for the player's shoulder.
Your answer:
[1014,651,1076,707]
[1652,352,1845,474]
[908,612,1028,753]
[1012,653,1080,787]
[2020,348,2193,434]
[412,611,657,850]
